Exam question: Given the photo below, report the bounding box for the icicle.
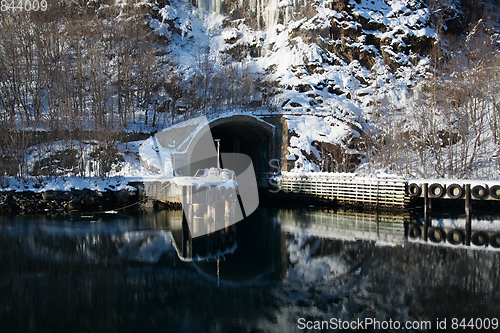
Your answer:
[256,0,261,30]
[197,0,291,28]
[285,5,291,24]
[262,0,284,28]
[210,0,221,13]
[197,0,207,12]
[196,0,221,13]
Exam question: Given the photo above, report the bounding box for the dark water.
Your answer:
[1,207,499,333]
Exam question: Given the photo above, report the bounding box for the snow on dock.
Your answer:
[279,172,406,208]
[278,172,500,207]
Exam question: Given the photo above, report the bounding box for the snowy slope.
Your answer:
[2,0,498,183]
[147,0,445,176]
[150,0,435,114]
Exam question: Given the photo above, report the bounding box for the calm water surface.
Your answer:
[1,207,499,332]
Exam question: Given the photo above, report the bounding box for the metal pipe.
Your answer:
[214,139,220,169]
[465,184,472,246]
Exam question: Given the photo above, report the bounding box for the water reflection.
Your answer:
[169,211,237,262]
[0,208,499,332]
[278,209,405,245]
[406,210,500,248]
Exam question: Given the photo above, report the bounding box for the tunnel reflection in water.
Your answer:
[168,209,238,262]
[1,208,500,332]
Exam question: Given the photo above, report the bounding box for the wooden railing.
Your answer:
[278,173,406,207]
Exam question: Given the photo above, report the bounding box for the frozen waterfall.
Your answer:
[194,0,295,28]
[196,0,222,13]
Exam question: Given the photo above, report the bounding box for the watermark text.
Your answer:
[297,317,498,331]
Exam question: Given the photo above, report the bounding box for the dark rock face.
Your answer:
[0,189,137,214]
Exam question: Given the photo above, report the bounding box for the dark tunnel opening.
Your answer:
[187,119,273,178]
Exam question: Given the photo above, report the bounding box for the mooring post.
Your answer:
[465,184,472,246]
[423,183,429,242]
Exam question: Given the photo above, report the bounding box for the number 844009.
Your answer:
[1,0,48,11]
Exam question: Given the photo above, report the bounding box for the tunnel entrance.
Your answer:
[187,115,274,177]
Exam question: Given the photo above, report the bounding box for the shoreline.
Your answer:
[3,186,500,216]
[0,188,140,214]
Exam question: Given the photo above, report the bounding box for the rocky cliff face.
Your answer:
[151,0,439,172]
[103,0,497,177]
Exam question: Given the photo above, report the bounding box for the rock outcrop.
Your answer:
[0,189,137,214]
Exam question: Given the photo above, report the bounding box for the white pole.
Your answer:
[214,139,220,169]
[172,140,176,176]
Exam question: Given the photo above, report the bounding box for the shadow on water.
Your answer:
[193,207,285,282]
[0,207,500,332]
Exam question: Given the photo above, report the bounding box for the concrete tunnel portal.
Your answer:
[187,115,275,178]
